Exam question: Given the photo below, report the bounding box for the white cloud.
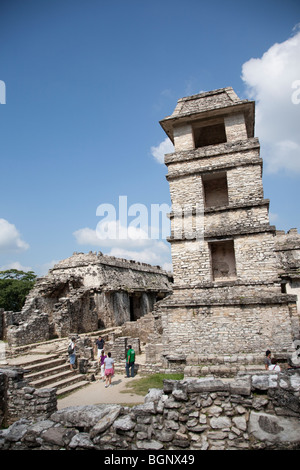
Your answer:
[0,261,33,272]
[151,137,174,164]
[108,241,171,268]
[74,222,152,249]
[241,30,300,174]
[73,220,172,270]
[0,219,29,252]
[73,227,104,246]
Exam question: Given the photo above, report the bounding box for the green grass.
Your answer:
[121,372,184,396]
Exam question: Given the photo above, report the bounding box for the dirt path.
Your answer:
[57,373,145,409]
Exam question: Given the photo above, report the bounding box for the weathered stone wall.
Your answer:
[0,368,57,427]
[7,313,51,348]
[0,371,299,450]
[170,233,279,288]
[275,229,300,273]
[275,228,300,312]
[167,142,261,188]
[158,302,297,358]
[204,204,270,236]
[2,252,172,347]
[105,336,141,363]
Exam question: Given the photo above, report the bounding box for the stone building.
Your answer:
[149,87,299,367]
[2,87,299,366]
[1,252,172,347]
[275,228,300,313]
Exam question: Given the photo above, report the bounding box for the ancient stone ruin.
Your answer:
[1,87,300,451]
[1,365,300,450]
[0,252,172,347]
[145,87,300,371]
[1,88,299,366]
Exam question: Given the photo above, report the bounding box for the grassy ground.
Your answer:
[121,372,184,396]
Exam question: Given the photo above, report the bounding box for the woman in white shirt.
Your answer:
[104,352,115,388]
[268,358,281,371]
[68,337,76,371]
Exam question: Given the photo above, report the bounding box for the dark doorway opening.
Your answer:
[129,294,141,321]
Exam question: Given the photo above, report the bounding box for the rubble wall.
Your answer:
[0,371,299,450]
[2,252,172,347]
[0,368,57,427]
[275,229,300,312]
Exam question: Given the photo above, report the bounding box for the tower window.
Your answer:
[209,239,236,281]
[193,121,227,148]
[202,172,229,208]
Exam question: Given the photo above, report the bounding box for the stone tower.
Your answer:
[156,87,299,368]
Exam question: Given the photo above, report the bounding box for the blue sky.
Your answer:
[0,0,299,276]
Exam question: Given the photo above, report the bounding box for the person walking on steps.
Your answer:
[68,337,76,371]
[95,336,105,364]
[126,345,135,378]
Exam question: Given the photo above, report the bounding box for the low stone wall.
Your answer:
[0,370,299,450]
[6,313,51,348]
[105,336,141,363]
[0,368,57,427]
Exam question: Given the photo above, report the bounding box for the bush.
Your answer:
[0,269,36,311]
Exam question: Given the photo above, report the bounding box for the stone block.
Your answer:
[249,411,300,445]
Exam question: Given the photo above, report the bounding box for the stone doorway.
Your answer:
[129,294,141,321]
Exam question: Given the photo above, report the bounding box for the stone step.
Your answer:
[8,352,92,397]
[29,368,79,389]
[44,373,88,393]
[25,362,70,382]
[57,380,90,397]
[9,354,61,370]
[23,357,66,375]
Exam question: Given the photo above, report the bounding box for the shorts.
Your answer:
[105,368,114,376]
[69,354,76,365]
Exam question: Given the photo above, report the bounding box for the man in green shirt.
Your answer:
[126,345,135,378]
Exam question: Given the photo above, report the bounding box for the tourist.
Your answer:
[268,358,281,371]
[68,337,76,371]
[264,350,272,370]
[104,352,115,388]
[100,350,107,382]
[125,344,135,378]
[95,336,105,363]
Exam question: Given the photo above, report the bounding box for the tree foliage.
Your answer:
[0,269,37,312]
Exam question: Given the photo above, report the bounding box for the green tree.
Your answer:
[0,269,37,312]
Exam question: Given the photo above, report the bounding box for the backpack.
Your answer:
[68,343,74,355]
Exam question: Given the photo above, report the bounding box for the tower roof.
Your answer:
[160,87,255,143]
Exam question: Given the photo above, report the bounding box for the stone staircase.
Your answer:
[11,354,90,396]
